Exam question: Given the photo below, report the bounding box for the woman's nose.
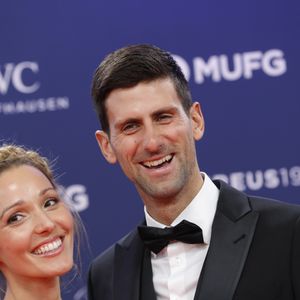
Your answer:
[34,211,55,234]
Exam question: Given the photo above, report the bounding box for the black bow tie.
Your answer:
[138,220,204,254]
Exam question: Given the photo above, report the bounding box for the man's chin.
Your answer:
[138,182,182,201]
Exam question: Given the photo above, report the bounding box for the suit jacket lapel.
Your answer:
[194,180,259,300]
[140,249,157,300]
[113,229,145,300]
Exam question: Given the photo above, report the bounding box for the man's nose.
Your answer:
[34,211,56,234]
[142,125,163,153]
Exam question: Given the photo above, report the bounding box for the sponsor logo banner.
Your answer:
[0,61,71,115]
[173,49,287,84]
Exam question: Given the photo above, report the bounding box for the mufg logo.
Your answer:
[173,49,287,84]
[0,61,40,95]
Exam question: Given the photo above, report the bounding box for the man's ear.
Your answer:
[95,130,117,164]
[190,102,205,141]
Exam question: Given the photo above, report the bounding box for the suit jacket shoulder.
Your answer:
[88,228,144,300]
[214,179,300,218]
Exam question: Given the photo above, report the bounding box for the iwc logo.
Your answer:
[0,60,70,115]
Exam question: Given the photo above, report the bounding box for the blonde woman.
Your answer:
[0,144,81,300]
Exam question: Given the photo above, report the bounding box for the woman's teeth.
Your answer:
[33,238,62,255]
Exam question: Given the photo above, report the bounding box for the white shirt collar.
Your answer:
[144,172,219,244]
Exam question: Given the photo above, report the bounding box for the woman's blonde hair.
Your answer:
[0,144,55,185]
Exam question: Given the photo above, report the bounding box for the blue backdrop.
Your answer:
[1,1,299,299]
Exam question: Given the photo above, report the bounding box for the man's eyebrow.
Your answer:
[151,106,178,117]
[114,106,179,128]
[115,117,141,128]
[0,200,25,220]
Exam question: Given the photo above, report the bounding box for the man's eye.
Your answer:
[122,123,139,133]
[44,198,59,208]
[157,114,172,122]
[7,213,24,225]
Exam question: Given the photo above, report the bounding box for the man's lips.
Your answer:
[141,154,173,168]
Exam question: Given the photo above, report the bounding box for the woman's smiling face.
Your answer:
[0,164,74,283]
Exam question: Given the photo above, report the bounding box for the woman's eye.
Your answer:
[44,198,59,208]
[7,213,24,225]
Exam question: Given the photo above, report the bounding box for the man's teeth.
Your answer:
[33,238,62,255]
[143,154,172,168]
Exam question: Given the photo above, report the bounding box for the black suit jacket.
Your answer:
[88,180,300,300]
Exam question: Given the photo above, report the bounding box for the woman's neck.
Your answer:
[4,276,61,300]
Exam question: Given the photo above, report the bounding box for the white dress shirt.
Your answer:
[144,173,219,300]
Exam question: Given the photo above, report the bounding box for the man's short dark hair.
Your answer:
[91,44,192,133]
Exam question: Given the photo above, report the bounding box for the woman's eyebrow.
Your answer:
[0,187,56,220]
[39,187,56,196]
[0,200,25,219]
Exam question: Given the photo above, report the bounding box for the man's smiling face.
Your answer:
[96,78,204,205]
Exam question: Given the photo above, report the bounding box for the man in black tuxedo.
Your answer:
[88,44,300,300]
